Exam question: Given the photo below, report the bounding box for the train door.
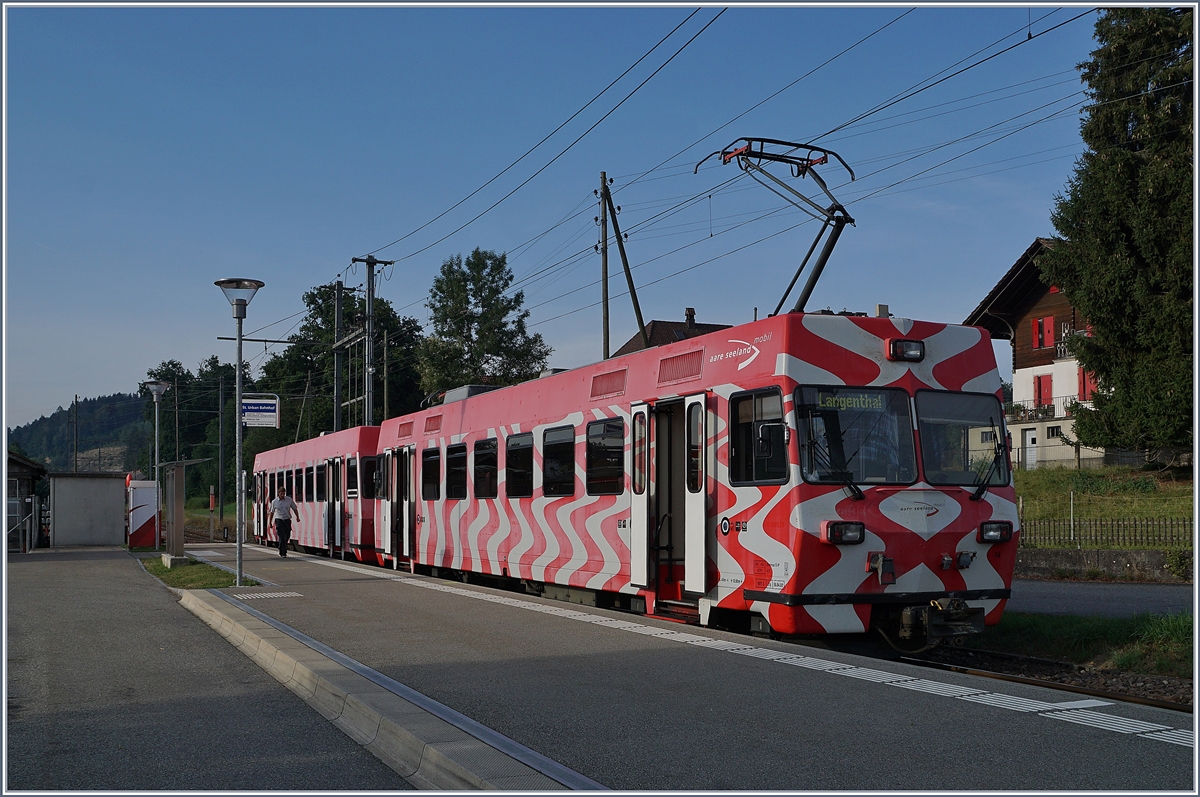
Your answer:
[651,393,709,601]
[390,448,411,568]
[325,457,343,552]
[682,393,708,595]
[254,473,264,539]
[404,445,417,562]
[630,402,652,587]
[381,449,394,560]
[317,461,328,550]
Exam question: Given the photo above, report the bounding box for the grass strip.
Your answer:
[142,556,258,589]
[973,611,1193,678]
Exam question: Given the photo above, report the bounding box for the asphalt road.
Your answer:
[1008,577,1195,617]
[6,548,411,791]
[196,543,1192,791]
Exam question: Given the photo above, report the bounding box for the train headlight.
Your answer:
[886,339,925,362]
[977,521,1013,543]
[821,520,865,545]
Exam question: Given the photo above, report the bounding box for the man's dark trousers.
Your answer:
[276,519,291,556]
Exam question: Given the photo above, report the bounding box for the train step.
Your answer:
[653,600,700,624]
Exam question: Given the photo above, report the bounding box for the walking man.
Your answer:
[270,486,300,558]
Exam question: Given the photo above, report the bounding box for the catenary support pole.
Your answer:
[600,171,609,359]
[603,186,649,350]
[333,280,343,433]
[218,377,224,525]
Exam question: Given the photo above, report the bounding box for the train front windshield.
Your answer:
[797,387,917,485]
[915,391,1009,487]
[797,386,1010,488]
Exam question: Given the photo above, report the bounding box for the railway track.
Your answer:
[900,647,1193,713]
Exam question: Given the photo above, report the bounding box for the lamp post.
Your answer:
[215,278,264,587]
[142,380,170,551]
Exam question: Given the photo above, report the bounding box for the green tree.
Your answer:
[248,283,424,458]
[418,248,552,396]
[1037,8,1192,460]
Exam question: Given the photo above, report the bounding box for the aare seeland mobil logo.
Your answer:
[895,501,940,518]
[709,331,772,371]
[879,491,959,539]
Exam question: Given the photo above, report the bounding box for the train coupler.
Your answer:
[899,597,985,641]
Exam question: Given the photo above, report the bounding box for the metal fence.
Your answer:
[1019,517,1193,549]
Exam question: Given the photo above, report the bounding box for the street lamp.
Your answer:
[142,380,170,551]
[215,277,264,587]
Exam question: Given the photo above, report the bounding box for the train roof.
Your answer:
[377,310,998,446]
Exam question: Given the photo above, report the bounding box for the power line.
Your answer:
[362,9,704,259]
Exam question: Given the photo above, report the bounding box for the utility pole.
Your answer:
[601,180,650,350]
[333,280,343,433]
[350,255,395,426]
[382,329,389,421]
[174,378,180,461]
[218,377,224,525]
[73,395,79,472]
[599,171,610,359]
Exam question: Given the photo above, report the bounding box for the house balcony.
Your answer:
[1004,395,1092,423]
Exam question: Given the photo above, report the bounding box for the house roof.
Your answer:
[7,450,47,477]
[963,238,1053,340]
[612,318,732,357]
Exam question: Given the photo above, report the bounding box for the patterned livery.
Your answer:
[252,311,1019,646]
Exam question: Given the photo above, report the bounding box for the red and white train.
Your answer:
[252,309,1018,648]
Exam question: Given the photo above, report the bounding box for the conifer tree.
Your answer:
[417,249,552,396]
[1037,8,1192,460]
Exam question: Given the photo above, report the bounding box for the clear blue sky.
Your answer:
[4,4,1099,428]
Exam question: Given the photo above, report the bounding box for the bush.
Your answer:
[1164,548,1193,581]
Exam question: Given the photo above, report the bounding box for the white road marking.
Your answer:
[299,556,1193,748]
[235,591,303,600]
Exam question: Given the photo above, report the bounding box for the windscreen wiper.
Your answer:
[971,417,1003,501]
[806,435,864,501]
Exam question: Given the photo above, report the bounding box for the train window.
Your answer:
[796,386,916,486]
[395,453,407,502]
[294,469,304,501]
[421,448,441,501]
[586,419,624,496]
[474,439,498,499]
[506,433,534,498]
[729,389,788,484]
[543,426,576,497]
[687,403,703,493]
[305,467,314,502]
[285,469,295,498]
[915,390,1008,487]
[315,464,327,501]
[361,456,379,500]
[346,457,359,499]
[633,412,647,495]
[446,444,468,500]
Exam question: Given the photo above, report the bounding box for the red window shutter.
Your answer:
[1031,318,1041,349]
[1078,367,1085,400]
[1045,316,1055,347]
[1085,371,1098,400]
[1038,374,1054,406]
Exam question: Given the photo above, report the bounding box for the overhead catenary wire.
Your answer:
[361,9,703,261]
[253,9,1097,349]
[242,7,1147,384]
